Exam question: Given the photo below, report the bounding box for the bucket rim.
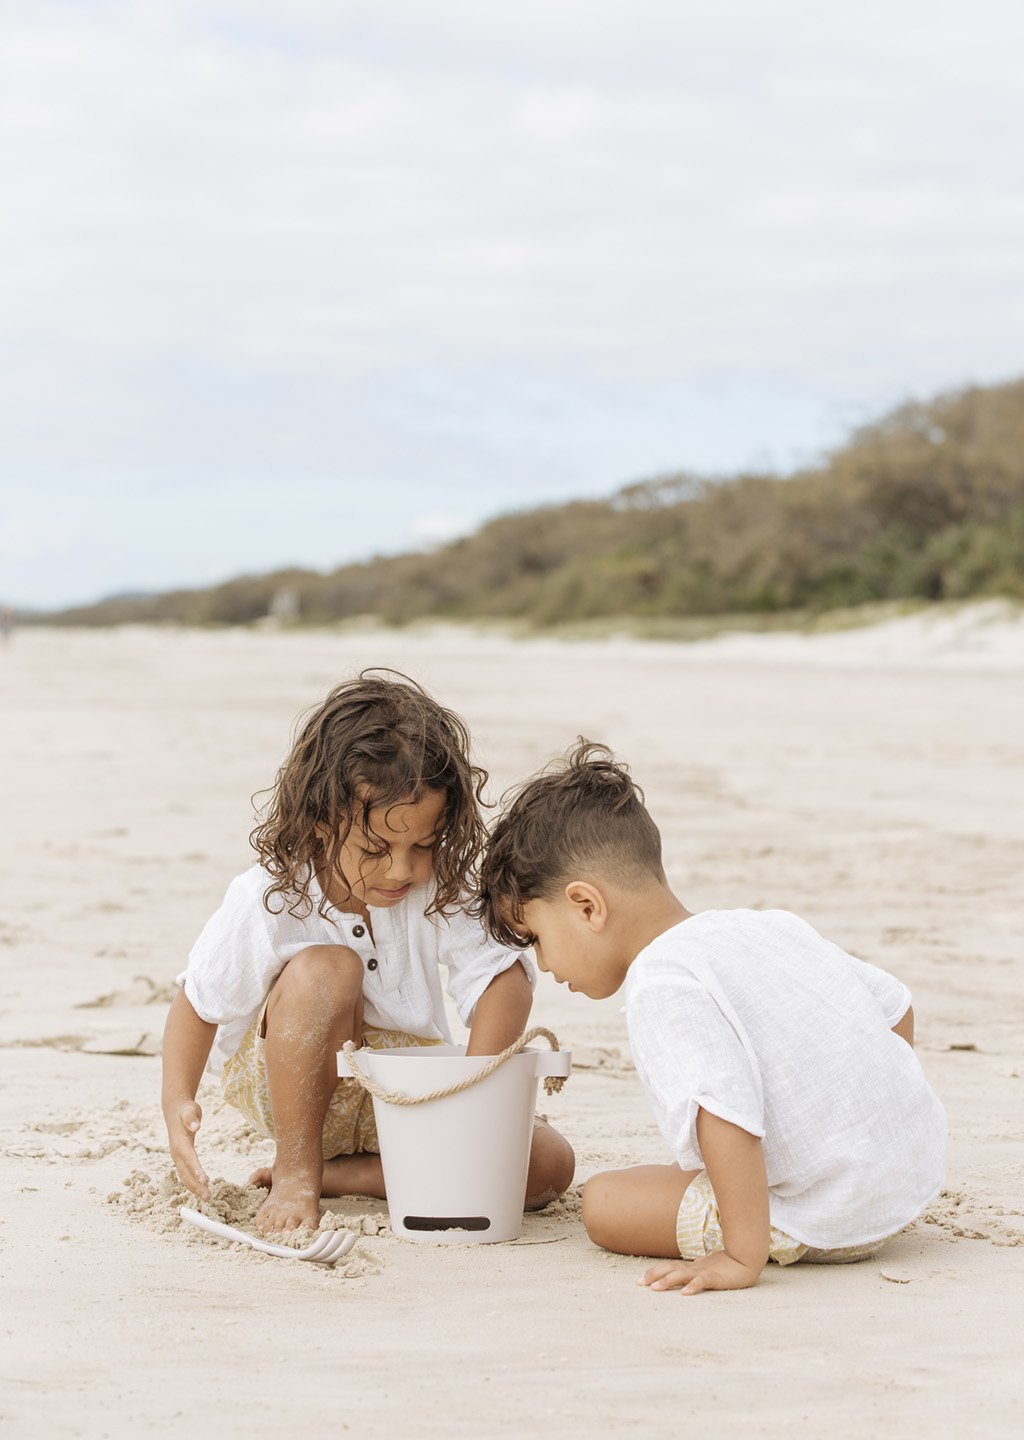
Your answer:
[351,1043,562,1060]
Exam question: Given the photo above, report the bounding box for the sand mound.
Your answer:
[108,1167,387,1275]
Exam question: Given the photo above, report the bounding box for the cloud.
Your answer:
[0,517,79,563]
[411,514,477,549]
[1,2,1023,606]
[3,1,1023,389]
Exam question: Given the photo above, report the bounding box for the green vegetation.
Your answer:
[41,378,1024,628]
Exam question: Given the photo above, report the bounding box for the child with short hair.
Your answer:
[163,671,574,1234]
[477,740,946,1295]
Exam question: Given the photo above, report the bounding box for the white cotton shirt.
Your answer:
[624,908,947,1249]
[179,865,533,1073]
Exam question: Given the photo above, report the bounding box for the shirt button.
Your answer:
[352,925,365,938]
[366,957,378,972]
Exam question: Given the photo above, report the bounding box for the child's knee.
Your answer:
[581,1170,620,1249]
[526,1122,575,1204]
[274,945,364,1009]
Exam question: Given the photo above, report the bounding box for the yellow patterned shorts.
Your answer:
[221,1012,439,1160]
[675,1171,893,1267]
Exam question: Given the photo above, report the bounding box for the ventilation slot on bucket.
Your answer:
[403,1215,491,1232]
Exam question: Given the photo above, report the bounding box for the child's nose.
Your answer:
[386,851,414,882]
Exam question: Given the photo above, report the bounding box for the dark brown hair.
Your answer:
[476,738,664,947]
[251,670,487,919]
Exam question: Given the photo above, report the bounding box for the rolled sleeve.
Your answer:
[849,956,912,1028]
[181,872,285,1028]
[627,978,765,1170]
[437,903,536,1028]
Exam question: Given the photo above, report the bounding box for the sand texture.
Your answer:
[2,615,1023,1438]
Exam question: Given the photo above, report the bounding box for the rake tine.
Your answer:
[179,1205,356,1263]
[315,1230,357,1262]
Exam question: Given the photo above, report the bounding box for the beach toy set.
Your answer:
[179,1207,357,1264]
[180,1027,571,1261]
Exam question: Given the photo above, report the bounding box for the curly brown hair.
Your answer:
[475,738,664,947]
[251,670,487,919]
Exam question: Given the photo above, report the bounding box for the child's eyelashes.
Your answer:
[356,840,437,857]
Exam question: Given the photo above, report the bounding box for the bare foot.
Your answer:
[249,1154,386,1202]
[252,1170,322,1233]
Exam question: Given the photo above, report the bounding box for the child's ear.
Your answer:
[564,880,608,932]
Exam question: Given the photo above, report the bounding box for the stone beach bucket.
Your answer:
[339,1029,571,1243]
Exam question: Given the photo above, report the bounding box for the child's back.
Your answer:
[626,906,947,1248]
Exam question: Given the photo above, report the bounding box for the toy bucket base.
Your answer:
[340,1042,571,1244]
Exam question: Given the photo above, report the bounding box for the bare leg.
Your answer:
[319,1154,386,1198]
[252,945,365,1233]
[252,1120,574,1210]
[250,1152,386,1200]
[251,1093,574,1215]
[582,1164,701,1257]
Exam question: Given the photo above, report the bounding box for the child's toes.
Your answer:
[248,1166,273,1189]
[252,1186,319,1235]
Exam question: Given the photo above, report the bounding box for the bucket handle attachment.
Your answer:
[341,1026,569,1108]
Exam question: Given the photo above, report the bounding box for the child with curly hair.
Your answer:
[162,671,574,1233]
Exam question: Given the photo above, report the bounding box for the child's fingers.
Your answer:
[680,1275,711,1296]
[642,1263,703,1292]
[639,1261,683,1286]
[649,1270,694,1291]
[177,1154,212,1202]
[171,1132,211,1200]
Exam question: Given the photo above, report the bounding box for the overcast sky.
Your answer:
[2,1,1022,609]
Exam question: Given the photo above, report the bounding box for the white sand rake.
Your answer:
[178,1207,358,1265]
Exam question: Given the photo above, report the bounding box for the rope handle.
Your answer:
[341,1026,568,1107]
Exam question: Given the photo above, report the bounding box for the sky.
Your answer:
[1,1,1023,610]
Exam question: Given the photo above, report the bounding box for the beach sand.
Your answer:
[1,614,1022,1438]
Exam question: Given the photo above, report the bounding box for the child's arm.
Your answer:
[642,1108,770,1295]
[465,960,533,1056]
[162,988,218,1202]
[892,1005,915,1047]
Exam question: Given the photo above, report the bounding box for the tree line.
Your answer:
[41,378,1024,628]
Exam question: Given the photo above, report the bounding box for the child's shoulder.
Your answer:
[627,908,831,1009]
[650,907,809,949]
[633,907,823,978]
[218,863,274,908]
[214,863,315,931]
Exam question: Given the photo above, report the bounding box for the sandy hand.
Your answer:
[252,1171,322,1234]
[639,1251,761,1295]
[166,1099,211,1202]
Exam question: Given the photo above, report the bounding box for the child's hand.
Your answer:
[639,1251,761,1296]
[166,1099,212,1202]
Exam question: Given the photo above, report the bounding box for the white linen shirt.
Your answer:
[179,865,533,1073]
[624,908,947,1249]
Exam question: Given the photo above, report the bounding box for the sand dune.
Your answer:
[1,615,1022,1438]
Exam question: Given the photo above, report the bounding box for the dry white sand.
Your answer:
[1,612,1022,1438]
